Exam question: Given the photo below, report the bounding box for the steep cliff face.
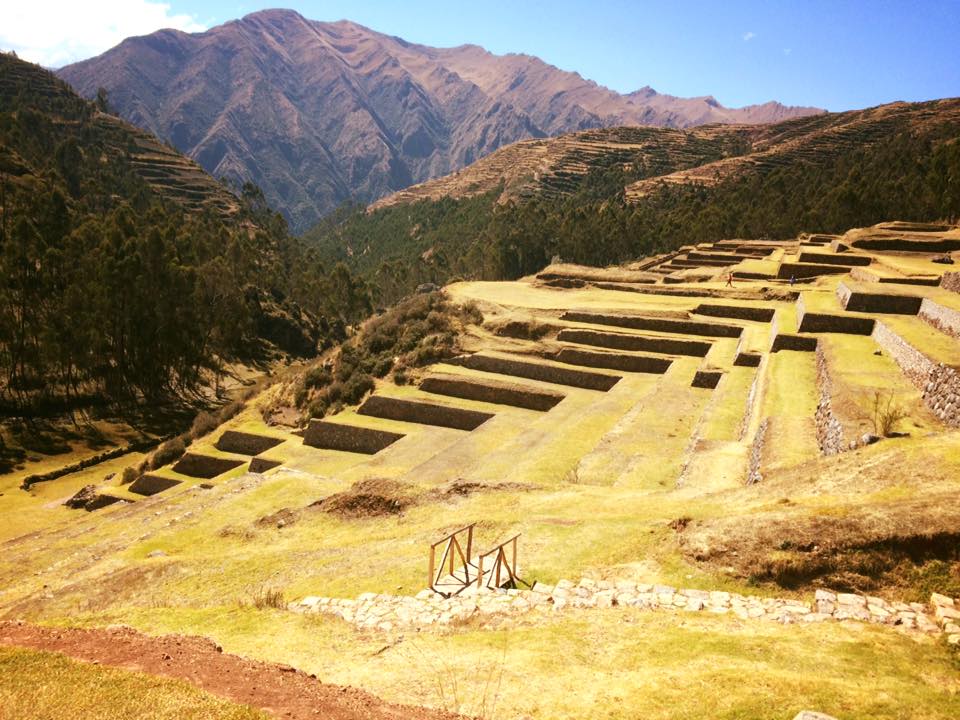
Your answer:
[60,8,821,232]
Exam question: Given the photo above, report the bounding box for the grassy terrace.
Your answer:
[0,646,265,720]
[756,350,819,472]
[819,335,941,437]
[880,315,960,367]
[50,606,960,720]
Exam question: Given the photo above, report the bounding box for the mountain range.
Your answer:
[58,8,822,232]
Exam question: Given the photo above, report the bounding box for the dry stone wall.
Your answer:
[919,298,960,337]
[290,581,959,645]
[871,321,960,426]
[814,345,847,455]
[452,353,621,390]
[942,271,960,293]
[419,376,564,411]
[358,396,493,431]
[171,453,245,479]
[746,418,769,484]
[215,431,284,456]
[303,420,404,454]
[552,347,671,374]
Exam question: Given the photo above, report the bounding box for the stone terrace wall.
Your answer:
[452,354,621,391]
[746,418,768,484]
[358,396,493,431]
[171,453,246,479]
[561,311,743,338]
[942,271,960,293]
[694,304,776,322]
[419,376,564,411]
[303,420,405,454]
[871,321,960,427]
[129,474,182,496]
[814,345,847,455]
[837,283,923,314]
[552,347,672,374]
[215,431,284,456]
[557,328,711,357]
[919,298,960,338]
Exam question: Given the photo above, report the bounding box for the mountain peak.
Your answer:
[58,13,824,232]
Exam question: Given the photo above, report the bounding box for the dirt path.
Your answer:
[0,622,459,720]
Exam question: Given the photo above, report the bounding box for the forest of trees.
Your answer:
[0,54,371,415]
[309,111,960,306]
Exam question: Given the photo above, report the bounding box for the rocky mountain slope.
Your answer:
[58,8,821,232]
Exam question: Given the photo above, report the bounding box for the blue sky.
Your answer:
[3,1,959,111]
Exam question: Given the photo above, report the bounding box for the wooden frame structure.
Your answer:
[427,524,521,596]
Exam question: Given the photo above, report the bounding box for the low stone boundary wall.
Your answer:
[692,370,723,389]
[553,347,672,374]
[562,311,742,338]
[249,457,283,473]
[171,453,246,479]
[419,375,564,411]
[290,582,958,642]
[451,353,621,391]
[942,271,960,293]
[129,474,182,496]
[693,304,775,322]
[814,345,847,455]
[303,420,405,454]
[358,396,493,431]
[836,283,922,314]
[215,431,284,456]
[557,328,711,357]
[19,435,170,489]
[871,321,960,427]
[798,252,871,267]
[919,298,960,337]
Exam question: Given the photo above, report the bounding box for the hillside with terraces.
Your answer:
[3,218,960,718]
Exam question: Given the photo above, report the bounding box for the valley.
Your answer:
[3,221,960,719]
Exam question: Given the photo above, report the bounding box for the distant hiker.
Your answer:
[789,275,796,286]
[726,272,734,287]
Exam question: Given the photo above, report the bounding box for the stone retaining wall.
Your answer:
[248,457,283,473]
[562,311,743,338]
[419,376,564,411]
[777,263,849,280]
[733,352,762,367]
[290,582,959,644]
[215,431,284,456]
[358,396,493,431]
[452,354,621,391]
[553,347,672,374]
[942,271,960,293]
[691,370,723,389]
[836,283,923,314]
[694,304,776,322]
[796,295,875,335]
[302,420,405,454]
[871,321,960,427]
[798,252,871,267]
[129,474,182,496]
[814,345,847,455]
[557,328,711,357]
[171,453,245,479]
[918,298,960,337]
[771,334,819,352]
[746,418,768,484]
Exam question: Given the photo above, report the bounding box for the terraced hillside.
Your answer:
[371,125,752,208]
[3,220,960,719]
[0,53,238,216]
[370,98,960,210]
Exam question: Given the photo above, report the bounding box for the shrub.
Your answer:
[304,367,332,389]
[151,437,186,469]
[217,400,245,423]
[247,587,285,609]
[871,390,908,437]
[189,411,218,440]
[121,466,140,485]
[393,368,409,385]
[341,373,374,405]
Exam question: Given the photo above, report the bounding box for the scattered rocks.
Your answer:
[146,550,167,558]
